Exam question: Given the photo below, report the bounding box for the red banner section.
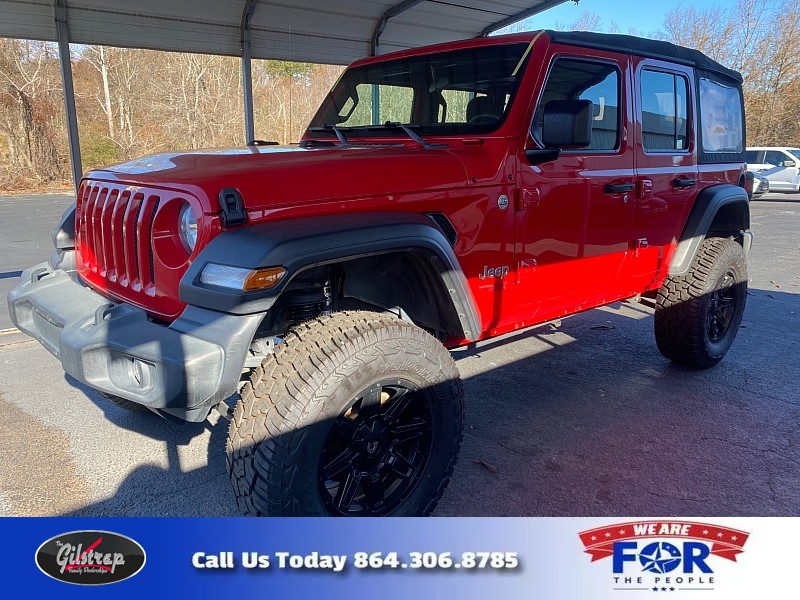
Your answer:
[578,520,750,562]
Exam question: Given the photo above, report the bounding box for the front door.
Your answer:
[515,50,634,321]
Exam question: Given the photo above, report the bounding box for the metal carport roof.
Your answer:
[0,0,570,189]
[1,0,569,62]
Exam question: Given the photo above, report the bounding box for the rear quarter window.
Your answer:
[699,78,743,154]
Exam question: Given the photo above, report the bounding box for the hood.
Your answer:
[88,145,470,212]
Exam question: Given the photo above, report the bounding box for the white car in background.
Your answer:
[746,147,800,193]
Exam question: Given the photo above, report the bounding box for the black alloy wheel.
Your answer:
[319,379,434,516]
[706,269,737,343]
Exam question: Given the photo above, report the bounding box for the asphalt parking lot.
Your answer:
[0,192,798,517]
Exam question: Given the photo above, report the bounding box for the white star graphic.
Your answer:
[717,532,724,538]
[702,529,709,535]
[591,536,597,541]
[731,536,738,541]
[605,532,612,538]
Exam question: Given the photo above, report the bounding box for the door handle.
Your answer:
[604,182,635,194]
[672,178,697,188]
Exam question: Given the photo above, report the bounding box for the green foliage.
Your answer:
[80,130,120,170]
[261,60,313,80]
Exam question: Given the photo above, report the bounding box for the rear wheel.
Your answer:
[226,311,464,516]
[654,237,747,369]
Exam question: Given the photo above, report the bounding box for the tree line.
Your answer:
[0,41,342,190]
[1,0,798,191]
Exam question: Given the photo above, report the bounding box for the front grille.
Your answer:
[75,181,193,320]
[77,183,160,295]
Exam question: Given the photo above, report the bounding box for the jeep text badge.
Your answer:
[36,531,146,585]
[479,265,510,280]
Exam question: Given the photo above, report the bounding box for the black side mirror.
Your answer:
[542,99,593,148]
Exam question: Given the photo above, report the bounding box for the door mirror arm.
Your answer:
[525,148,561,165]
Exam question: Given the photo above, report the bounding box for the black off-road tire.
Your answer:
[101,392,152,413]
[654,237,747,369]
[226,311,464,517]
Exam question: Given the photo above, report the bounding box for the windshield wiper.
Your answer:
[379,122,446,149]
[309,123,349,146]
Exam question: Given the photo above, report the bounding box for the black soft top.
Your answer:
[547,30,742,84]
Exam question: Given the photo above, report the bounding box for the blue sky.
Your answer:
[509,0,734,38]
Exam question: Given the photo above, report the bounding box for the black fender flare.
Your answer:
[180,211,481,341]
[669,184,751,276]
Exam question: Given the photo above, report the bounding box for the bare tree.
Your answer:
[0,39,66,187]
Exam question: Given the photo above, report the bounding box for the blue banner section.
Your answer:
[10,518,548,599]
[2,517,783,599]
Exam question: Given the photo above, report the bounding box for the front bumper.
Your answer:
[8,260,263,422]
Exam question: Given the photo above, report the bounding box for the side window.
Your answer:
[745,150,761,164]
[698,78,743,153]
[640,70,689,152]
[764,151,787,167]
[534,58,620,151]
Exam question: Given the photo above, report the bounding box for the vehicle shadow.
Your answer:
[60,377,238,516]
[58,287,800,517]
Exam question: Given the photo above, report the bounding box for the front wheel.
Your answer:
[226,311,464,516]
[654,237,747,369]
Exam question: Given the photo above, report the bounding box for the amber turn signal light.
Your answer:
[242,267,286,291]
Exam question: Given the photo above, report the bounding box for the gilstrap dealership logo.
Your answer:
[35,530,146,585]
[578,521,749,593]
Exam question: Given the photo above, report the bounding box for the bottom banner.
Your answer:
[3,517,792,598]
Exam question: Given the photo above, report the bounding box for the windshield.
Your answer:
[789,149,800,160]
[307,42,531,138]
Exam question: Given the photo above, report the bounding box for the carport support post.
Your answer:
[241,0,258,145]
[54,0,82,196]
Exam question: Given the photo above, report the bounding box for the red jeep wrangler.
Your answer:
[9,31,752,517]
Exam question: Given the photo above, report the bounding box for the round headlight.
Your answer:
[179,203,198,254]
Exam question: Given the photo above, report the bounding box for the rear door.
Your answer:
[515,49,634,320]
[624,58,697,290]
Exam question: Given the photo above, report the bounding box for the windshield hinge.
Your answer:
[219,188,247,227]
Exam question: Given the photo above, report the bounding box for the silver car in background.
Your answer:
[746,147,800,193]
[750,171,769,198]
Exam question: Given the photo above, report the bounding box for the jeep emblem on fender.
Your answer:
[479,265,510,280]
[497,194,509,210]
[36,531,146,585]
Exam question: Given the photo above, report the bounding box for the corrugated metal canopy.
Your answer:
[1,0,569,64]
[1,0,570,191]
